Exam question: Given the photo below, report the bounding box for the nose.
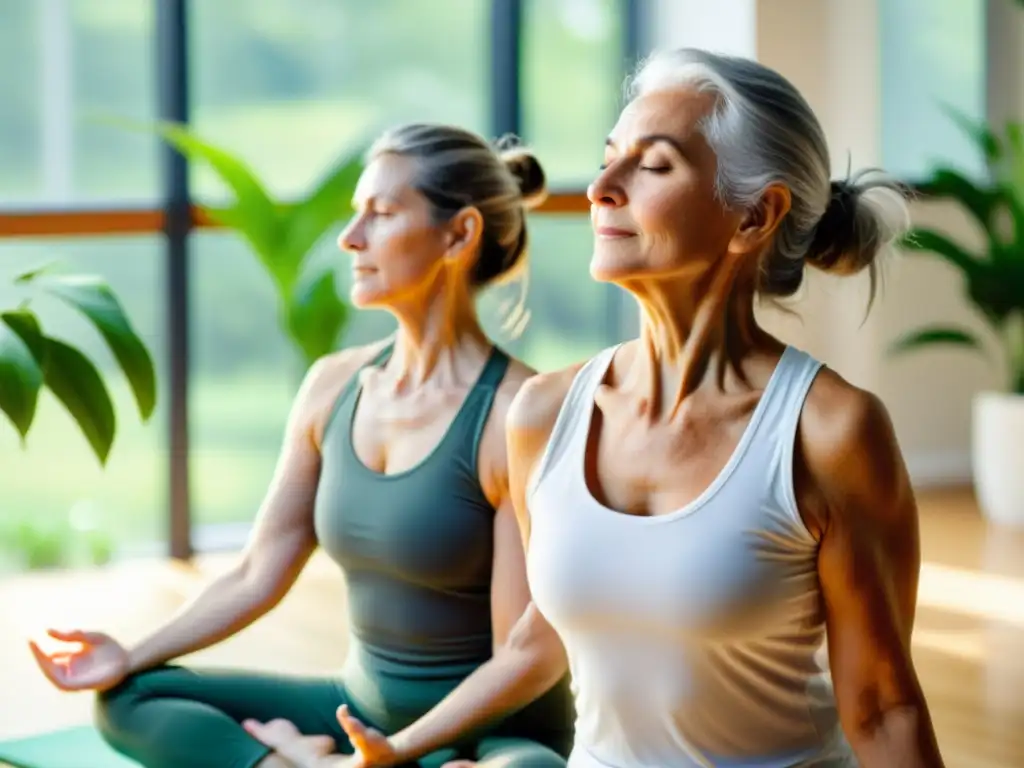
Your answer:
[338,216,366,253]
[587,166,626,209]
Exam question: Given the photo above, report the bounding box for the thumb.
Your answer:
[47,629,107,645]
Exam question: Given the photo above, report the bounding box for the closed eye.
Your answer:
[639,166,671,173]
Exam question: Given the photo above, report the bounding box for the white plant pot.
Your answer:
[972,391,1024,527]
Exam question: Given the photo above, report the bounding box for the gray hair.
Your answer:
[367,123,547,289]
[626,48,910,300]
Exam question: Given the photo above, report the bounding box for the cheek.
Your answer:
[637,181,730,255]
[373,219,443,277]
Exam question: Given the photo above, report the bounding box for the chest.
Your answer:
[527,474,821,642]
[349,373,477,476]
[586,388,761,518]
[313,379,496,590]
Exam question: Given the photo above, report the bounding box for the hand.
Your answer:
[242,718,340,768]
[244,706,398,768]
[335,705,400,768]
[28,629,130,692]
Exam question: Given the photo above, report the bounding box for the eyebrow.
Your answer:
[605,133,687,157]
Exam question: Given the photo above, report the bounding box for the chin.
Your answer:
[349,284,386,309]
[589,254,644,284]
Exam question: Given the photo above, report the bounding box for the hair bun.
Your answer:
[806,180,862,274]
[494,135,548,209]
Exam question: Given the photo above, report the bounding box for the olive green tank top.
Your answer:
[315,342,508,666]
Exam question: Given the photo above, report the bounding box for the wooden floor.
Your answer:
[0,487,1022,767]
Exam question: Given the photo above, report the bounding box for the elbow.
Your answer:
[234,557,288,617]
[844,695,944,767]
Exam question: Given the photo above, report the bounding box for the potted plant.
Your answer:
[153,122,367,371]
[0,264,157,464]
[890,110,1024,527]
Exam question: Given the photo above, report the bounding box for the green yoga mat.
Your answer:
[0,725,140,768]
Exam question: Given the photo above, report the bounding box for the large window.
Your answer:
[0,0,159,206]
[0,236,166,571]
[879,0,987,180]
[522,0,625,186]
[1,0,634,560]
[189,0,490,200]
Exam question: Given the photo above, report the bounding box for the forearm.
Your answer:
[127,566,278,673]
[851,705,945,768]
[388,647,565,764]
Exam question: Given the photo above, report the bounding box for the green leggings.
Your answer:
[95,665,569,768]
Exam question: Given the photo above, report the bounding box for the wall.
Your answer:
[645,0,1019,487]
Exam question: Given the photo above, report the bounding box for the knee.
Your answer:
[475,740,567,768]
[93,668,162,744]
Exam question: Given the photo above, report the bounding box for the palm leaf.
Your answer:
[0,311,44,438]
[42,338,116,466]
[286,263,349,366]
[901,228,983,277]
[34,274,157,420]
[153,123,292,289]
[282,150,365,266]
[922,167,1003,234]
[941,103,1001,164]
[888,326,986,356]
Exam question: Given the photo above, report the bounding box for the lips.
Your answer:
[595,226,636,238]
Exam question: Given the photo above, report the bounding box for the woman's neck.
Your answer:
[385,278,491,391]
[625,270,768,419]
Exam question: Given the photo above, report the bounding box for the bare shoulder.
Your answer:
[297,337,395,448]
[506,363,584,438]
[799,366,912,521]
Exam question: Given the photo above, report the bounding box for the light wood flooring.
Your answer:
[0,487,1021,767]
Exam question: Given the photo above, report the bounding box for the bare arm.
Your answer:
[127,347,380,673]
[803,383,944,767]
[381,371,575,764]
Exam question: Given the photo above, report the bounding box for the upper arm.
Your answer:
[504,368,578,550]
[238,343,387,602]
[801,382,927,734]
[487,366,575,656]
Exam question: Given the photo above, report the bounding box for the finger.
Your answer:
[28,641,69,690]
[336,705,367,737]
[441,761,478,767]
[305,734,337,755]
[46,629,99,645]
[241,718,296,747]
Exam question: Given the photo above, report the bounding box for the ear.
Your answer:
[727,183,792,258]
[444,206,485,268]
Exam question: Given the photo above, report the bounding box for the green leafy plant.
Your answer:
[0,265,157,465]
[889,109,1024,394]
[154,122,368,370]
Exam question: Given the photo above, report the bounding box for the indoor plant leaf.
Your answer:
[286,263,349,366]
[0,312,44,438]
[888,326,986,356]
[281,150,365,266]
[921,167,1004,235]
[33,275,157,420]
[154,123,292,289]
[901,228,983,277]
[43,337,116,466]
[941,103,1001,165]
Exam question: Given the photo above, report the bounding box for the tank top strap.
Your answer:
[527,345,619,501]
[321,341,395,448]
[761,346,825,435]
[447,346,512,466]
[756,345,825,519]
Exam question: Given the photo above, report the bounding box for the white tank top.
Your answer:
[526,345,856,768]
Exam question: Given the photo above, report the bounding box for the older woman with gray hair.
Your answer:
[251,48,945,768]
